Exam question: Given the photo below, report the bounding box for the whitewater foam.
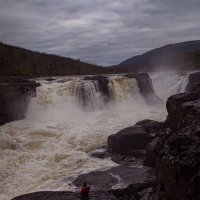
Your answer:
[0,73,188,200]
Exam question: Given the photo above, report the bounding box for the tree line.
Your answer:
[0,42,114,76]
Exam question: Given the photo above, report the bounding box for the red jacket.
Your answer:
[80,186,90,197]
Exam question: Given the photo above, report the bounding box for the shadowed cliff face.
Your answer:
[153,87,200,200]
[0,77,39,125]
[185,72,200,93]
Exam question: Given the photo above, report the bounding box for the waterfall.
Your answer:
[150,72,189,101]
[179,75,189,93]
[0,72,191,200]
[109,78,140,101]
[27,76,142,114]
[72,80,104,110]
[27,73,190,114]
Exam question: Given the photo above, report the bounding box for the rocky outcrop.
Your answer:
[152,91,200,200]
[154,129,200,200]
[84,75,110,101]
[73,163,153,191]
[143,137,160,168]
[73,159,155,200]
[166,92,200,131]
[126,73,162,105]
[108,120,164,155]
[0,76,39,125]
[185,72,200,93]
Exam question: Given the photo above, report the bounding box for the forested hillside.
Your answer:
[167,50,200,70]
[112,40,200,72]
[0,42,110,76]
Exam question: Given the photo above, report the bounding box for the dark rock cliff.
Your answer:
[166,92,200,131]
[185,72,200,93]
[0,77,39,125]
[151,91,200,200]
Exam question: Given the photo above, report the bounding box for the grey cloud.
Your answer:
[0,0,200,66]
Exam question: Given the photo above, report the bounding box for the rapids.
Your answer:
[0,72,189,200]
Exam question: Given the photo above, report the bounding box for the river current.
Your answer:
[0,72,189,200]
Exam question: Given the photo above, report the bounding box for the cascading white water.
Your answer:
[73,80,104,110]
[0,73,189,200]
[150,72,189,100]
[109,77,142,102]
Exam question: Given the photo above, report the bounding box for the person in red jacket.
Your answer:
[80,182,90,200]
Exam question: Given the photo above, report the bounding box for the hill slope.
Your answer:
[114,40,200,72]
[0,42,110,76]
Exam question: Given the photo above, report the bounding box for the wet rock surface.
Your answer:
[84,75,110,101]
[0,76,39,125]
[143,137,159,167]
[166,92,200,131]
[126,73,162,105]
[108,120,164,155]
[73,161,154,191]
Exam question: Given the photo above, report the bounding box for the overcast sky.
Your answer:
[0,0,200,66]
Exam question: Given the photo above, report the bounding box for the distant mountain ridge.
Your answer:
[115,40,200,72]
[0,42,111,76]
[1,40,200,76]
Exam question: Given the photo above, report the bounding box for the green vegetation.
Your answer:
[0,42,113,76]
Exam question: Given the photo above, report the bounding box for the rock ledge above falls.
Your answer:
[0,76,39,125]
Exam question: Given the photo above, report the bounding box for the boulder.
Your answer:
[111,178,156,200]
[0,76,39,125]
[108,120,163,155]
